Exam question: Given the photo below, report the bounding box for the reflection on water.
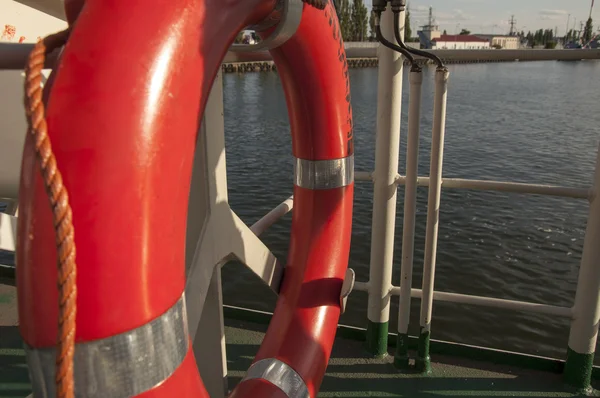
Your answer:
[221,60,600,360]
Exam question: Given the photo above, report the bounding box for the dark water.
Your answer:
[221,60,600,361]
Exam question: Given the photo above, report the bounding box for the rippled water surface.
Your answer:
[220,60,600,360]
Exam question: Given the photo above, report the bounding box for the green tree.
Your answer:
[543,28,553,44]
[534,29,543,45]
[339,0,353,40]
[369,10,376,41]
[583,17,593,43]
[351,0,368,41]
[459,28,471,35]
[333,0,341,21]
[443,29,447,35]
[405,7,412,40]
[526,31,534,47]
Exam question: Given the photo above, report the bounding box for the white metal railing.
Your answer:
[356,172,592,199]
[366,8,404,356]
[396,65,423,366]
[238,10,600,389]
[351,281,573,317]
[249,196,293,236]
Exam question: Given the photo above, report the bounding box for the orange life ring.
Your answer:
[17,0,353,397]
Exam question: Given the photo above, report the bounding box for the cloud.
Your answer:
[413,5,429,12]
[454,9,474,20]
[539,9,569,20]
[540,9,568,16]
[436,9,475,23]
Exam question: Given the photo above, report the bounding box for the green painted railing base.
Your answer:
[223,305,600,382]
[416,329,432,374]
[366,320,389,358]
[564,347,594,393]
[394,333,411,370]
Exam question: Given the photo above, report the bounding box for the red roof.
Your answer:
[433,35,489,42]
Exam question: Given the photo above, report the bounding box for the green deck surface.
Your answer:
[1,283,598,397]
[225,318,596,397]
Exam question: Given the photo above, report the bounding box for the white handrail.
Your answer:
[352,281,572,318]
[356,171,591,199]
[250,196,294,237]
[422,177,591,199]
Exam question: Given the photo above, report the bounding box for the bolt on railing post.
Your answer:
[395,69,423,369]
[564,143,600,393]
[417,67,450,373]
[366,7,405,357]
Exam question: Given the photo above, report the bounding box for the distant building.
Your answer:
[431,35,490,50]
[475,34,520,49]
[416,6,441,49]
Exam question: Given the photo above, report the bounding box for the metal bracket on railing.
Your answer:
[186,72,283,342]
[230,0,303,52]
[340,268,355,314]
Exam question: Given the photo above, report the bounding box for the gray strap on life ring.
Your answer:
[241,358,310,398]
[294,155,354,190]
[25,295,189,398]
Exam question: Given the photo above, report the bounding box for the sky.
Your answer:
[363,0,598,36]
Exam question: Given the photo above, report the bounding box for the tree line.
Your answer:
[524,29,556,48]
[334,0,369,41]
[523,17,594,48]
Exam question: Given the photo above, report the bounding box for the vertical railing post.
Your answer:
[417,67,449,373]
[366,6,405,357]
[395,68,423,369]
[565,144,600,393]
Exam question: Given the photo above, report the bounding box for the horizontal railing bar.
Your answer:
[353,281,369,292]
[0,43,60,70]
[355,171,373,181]
[352,281,572,317]
[356,171,590,199]
[250,196,294,237]
[3,42,599,70]
[411,288,573,318]
[411,176,590,199]
[0,212,17,254]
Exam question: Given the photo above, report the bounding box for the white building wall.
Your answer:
[492,37,519,49]
[433,40,490,50]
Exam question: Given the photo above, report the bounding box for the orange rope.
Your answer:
[24,29,77,398]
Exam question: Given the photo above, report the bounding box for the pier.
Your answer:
[221,43,600,72]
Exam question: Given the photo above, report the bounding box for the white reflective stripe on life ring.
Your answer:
[241,358,310,398]
[25,294,189,398]
[294,155,354,190]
